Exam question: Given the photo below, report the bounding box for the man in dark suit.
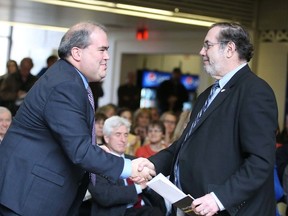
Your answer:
[145,22,278,215]
[156,67,189,115]
[0,21,155,216]
[88,116,166,216]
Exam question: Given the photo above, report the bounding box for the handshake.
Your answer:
[130,157,156,183]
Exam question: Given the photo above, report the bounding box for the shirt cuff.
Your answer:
[120,158,132,179]
[210,192,225,211]
[135,184,143,194]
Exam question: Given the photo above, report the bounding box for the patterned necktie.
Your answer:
[87,86,97,185]
[174,80,220,189]
[187,80,220,137]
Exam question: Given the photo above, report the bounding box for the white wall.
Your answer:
[10,26,64,75]
[102,29,212,106]
[257,42,288,129]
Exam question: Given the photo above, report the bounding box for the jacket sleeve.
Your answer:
[88,174,138,207]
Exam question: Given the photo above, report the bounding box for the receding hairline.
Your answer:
[0,107,12,115]
[68,21,107,34]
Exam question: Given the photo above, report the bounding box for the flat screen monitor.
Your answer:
[141,70,171,88]
[141,70,199,91]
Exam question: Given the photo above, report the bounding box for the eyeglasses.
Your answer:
[202,41,229,51]
[148,129,162,133]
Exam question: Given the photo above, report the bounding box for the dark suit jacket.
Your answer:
[150,65,278,216]
[88,154,166,216]
[0,59,124,216]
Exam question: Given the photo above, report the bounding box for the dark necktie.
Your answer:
[87,86,97,185]
[187,80,220,137]
[126,178,143,208]
[174,80,220,189]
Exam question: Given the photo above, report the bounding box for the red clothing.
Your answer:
[135,145,157,158]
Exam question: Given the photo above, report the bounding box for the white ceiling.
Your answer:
[0,0,258,32]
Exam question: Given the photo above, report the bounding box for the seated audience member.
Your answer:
[159,111,177,145]
[95,112,107,146]
[170,110,191,144]
[135,121,167,158]
[149,107,160,122]
[118,107,141,156]
[0,106,12,144]
[88,116,166,216]
[1,60,19,78]
[0,60,19,114]
[132,108,151,145]
[97,103,117,118]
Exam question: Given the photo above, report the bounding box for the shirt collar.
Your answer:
[218,63,247,89]
[74,67,89,89]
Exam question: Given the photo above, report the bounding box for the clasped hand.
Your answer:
[130,157,156,184]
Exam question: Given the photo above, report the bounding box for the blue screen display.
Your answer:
[141,70,199,91]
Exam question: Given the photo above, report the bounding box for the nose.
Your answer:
[199,47,206,56]
[120,134,127,142]
[104,50,110,60]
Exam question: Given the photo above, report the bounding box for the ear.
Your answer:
[226,41,236,58]
[103,135,109,144]
[70,47,82,62]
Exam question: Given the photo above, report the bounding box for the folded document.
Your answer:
[147,173,195,215]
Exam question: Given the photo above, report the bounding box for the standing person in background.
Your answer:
[156,68,189,116]
[145,22,278,216]
[0,57,37,116]
[0,106,12,144]
[0,60,19,113]
[14,57,38,109]
[117,71,141,112]
[0,21,155,216]
[36,55,58,78]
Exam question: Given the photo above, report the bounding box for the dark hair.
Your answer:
[148,120,166,134]
[95,112,108,121]
[47,55,58,64]
[211,22,254,62]
[6,60,19,74]
[58,21,107,59]
[117,107,133,116]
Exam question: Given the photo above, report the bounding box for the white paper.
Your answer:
[147,173,193,203]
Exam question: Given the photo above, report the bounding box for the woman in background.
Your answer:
[95,112,107,146]
[135,121,167,158]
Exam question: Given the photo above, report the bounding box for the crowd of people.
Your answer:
[0,20,286,216]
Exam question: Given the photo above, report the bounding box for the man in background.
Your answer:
[37,55,58,78]
[0,106,12,144]
[156,68,189,115]
[89,116,166,216]
[117,71,141,112]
